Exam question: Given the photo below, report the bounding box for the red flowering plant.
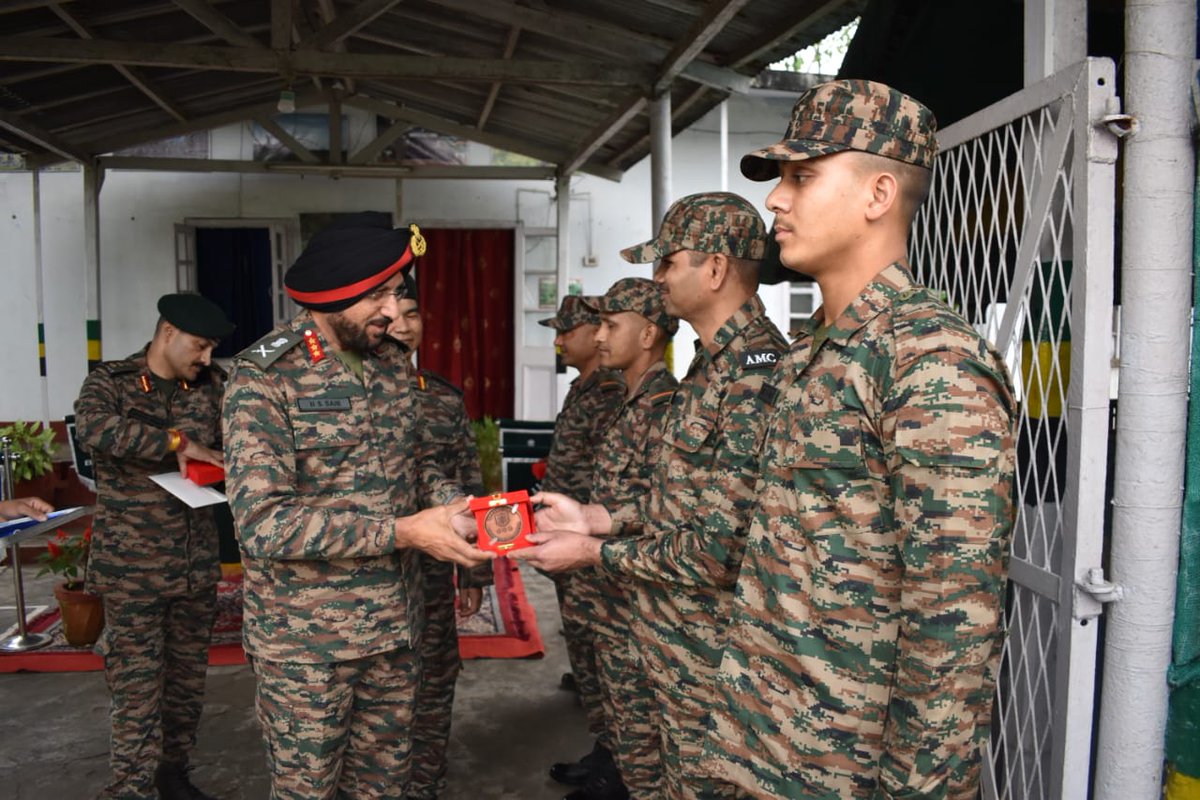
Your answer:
[36,527,92,590]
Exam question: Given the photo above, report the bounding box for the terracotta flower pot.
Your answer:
[53,583,104,647]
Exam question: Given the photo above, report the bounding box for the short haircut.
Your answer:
[850,151,933,222]
[687,250,761,291]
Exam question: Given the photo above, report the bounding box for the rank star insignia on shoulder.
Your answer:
[741,349,780,369]
[238,329,304,370]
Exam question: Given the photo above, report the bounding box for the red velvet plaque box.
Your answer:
[468,491,536,553]
[186,461,225,486]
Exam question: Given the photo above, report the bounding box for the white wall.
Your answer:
[0,91,801,422]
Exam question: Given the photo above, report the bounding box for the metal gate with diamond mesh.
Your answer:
[909,58,1119,800]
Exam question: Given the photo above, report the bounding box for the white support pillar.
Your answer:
[31,170,49,424]
[555,173,570,305]
[719,100,729,192]
[1095,1,1197,798]
[1023,0,1087,84]
[83,164,102,370]
[650,92,672,230]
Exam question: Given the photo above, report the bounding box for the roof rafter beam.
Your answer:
[96,155,558,180]
[48,2,188,122]
[348,116,409,165]
[729,0,848,67]
[271,0,291,50]
[170,0,263,49]
[0,108,90,162]
[653,0,753,94]
[560,95,646,177]
[303,0,403,49]
[478,25,520,130]
[0,36,652,86]
[342,92,622,182]
[423,0,750,94]
[254,115,320,163]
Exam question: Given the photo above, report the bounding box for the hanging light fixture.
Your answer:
[277,88,296,114]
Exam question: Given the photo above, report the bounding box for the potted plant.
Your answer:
[35,526,104,647]
[0,420,57,499]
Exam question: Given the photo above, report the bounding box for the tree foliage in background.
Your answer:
[773,19,859,75]
[472,416,502,493]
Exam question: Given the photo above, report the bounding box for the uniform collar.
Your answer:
[623,360,671,405]
[697,293,770,365]
[795,262,914,344]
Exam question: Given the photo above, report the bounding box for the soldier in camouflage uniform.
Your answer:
[581,278,680,800]
[74,292,234,800]
[704,80,1018,799]
[222,213,491,800]
[519,192,786,800]
[388,271,493,800]
[538,295,626,784]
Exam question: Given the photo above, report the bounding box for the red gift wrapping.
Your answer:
[468,491,536,553]
[186,461,225,486]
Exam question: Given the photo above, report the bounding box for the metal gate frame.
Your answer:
[909,58,1118,800]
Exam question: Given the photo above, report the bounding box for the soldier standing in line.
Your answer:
[705,80,1017,799]
[537,295,626,785]
[575,278,679,800]
[387,271,493,800]
[74,292,234,800]
[518,192,786,800]
[221,212,491,800]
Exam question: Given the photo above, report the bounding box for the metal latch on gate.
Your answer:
[1075,567,1124,620]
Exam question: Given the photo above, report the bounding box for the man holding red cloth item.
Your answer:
[222,212,491,800]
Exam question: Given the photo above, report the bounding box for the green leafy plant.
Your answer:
[36,526,92,590]
[0,421,56,482]
[472,416,502,493]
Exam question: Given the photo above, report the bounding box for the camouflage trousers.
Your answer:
[409,559,462,800]
[559,568,608,746]
[629,590,733,800]
[98,588,217,800]
[592,581,663,799]
[252,645,419,800]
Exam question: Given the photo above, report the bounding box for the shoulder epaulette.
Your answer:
[648,390,675,406]
[599,379,624,390]
[104,361,140,376]
[236,329,304,370]
[740,348,781,370]
[420,370,464,397]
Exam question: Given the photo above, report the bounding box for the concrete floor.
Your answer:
[0,554,591,799]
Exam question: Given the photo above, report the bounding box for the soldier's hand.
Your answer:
[511,530,603,572]
[0,496,53,521]
[457,587,483,618]
[450,502,478,542]
[395,499,494,568]
[176,438,224,476]
[531,492,589,535]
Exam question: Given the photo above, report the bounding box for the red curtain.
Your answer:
[416,228,515,420]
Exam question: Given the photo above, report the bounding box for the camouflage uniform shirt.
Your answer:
[599,295,785,724]
[707,264,1017,799]
[75,349,224,597]
[541,368,625,503]
[223,312,460,664]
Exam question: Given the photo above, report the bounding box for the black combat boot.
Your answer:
[155,762,217,800]
[563,759,629,800]
[550,741,612,787]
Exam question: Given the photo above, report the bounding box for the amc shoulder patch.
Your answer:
[741,349,780,370]
[238,330,303,370]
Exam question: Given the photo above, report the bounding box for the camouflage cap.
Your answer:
[584,277,679,336]
[741,79,938,181]
[619,192,767,264]
[537,294,602,331]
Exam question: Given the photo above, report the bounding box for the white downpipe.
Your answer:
[720,100,729,192]
[650,93,672,230]
[31,170,49,425]
[1095,1,1196,798]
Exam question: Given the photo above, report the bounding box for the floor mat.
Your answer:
[458,557,544,660]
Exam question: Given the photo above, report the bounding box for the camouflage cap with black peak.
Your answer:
[537,294,602,331]
[741,79,938,181]
[620,192,767,264]
[583,277,679,336]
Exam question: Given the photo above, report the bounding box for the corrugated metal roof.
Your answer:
[0,0,863,178]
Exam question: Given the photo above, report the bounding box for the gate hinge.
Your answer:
[1074,567,1124,620]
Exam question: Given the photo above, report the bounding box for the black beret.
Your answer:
[285,211,426,312]
[157,293,235,339]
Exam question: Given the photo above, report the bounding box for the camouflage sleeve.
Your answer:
[74,368,172,461]
[222,364,396,561]
[455,408,492,589]
[877,350,1015,797]
[414,419,465,509]
[601,366,769,588]
[541,399,591,501]
[606,398,670,538]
